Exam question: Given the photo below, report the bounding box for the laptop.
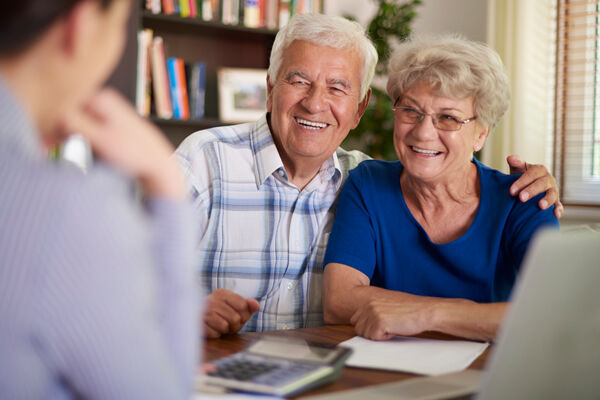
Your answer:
[305,229,600,400]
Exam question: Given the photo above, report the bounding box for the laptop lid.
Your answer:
[477,229,600,399]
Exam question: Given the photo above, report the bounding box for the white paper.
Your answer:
[340,336,488,376]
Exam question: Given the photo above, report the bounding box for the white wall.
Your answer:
[325,0,487,42]
[324,0,377,26]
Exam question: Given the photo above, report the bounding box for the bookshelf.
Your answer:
[112,1,325,146]
[111,3,279,146]
[141,10,277,145]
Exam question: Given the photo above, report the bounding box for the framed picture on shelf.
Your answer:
[218,68,268,123]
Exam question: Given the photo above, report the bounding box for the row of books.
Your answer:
[144,0,323,29]
[136,29,206,121]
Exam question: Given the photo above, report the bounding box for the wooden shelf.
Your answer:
[150,116,224,128]
[141,11,278,40]
[149,116,243,147]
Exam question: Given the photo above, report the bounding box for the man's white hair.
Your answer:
[268,13,378,101]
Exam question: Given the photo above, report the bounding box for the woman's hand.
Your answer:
[350,299,436,341]
[350,297,502,342]
[58,88,185,200]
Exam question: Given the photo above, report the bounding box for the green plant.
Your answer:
[343,0,422,160]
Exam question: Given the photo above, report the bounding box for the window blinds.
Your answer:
[555,0,600,205]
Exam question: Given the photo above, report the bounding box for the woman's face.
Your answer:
[393,82,488,184]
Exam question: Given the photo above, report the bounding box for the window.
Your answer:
[555,0,600,205]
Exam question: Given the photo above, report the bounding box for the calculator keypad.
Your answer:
[208,360,278,381]
[207,354,322,387]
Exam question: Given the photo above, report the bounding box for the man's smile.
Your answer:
[295,117,329,130]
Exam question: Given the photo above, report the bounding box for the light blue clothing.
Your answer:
[175,114,369,331]
[0,76,199,400]
[324,159,559,302]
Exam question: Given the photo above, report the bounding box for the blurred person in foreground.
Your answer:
[175,14,562,339]
[323,34,559,342]
[0,0,199,398]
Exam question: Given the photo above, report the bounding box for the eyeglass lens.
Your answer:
[395,107,465,131]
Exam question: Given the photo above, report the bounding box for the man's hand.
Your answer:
[58,88,185,200]
[203,289,260,339]
[506,155,563,219]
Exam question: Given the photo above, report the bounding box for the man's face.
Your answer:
[267,40,369,171]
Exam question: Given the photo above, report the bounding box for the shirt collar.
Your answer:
[249,113,342,190]
[0,73,43,160]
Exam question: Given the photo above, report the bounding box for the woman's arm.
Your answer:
[324,263,508,342]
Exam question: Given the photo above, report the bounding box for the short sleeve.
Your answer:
[323,167,377,279]
[503,193,560,270]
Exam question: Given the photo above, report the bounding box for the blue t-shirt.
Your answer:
[324,159,559,302]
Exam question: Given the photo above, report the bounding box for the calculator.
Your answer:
[200,336,352,396]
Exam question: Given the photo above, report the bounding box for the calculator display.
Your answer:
[246,337,340,363]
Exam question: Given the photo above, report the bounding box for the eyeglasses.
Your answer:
[392,105,477,131]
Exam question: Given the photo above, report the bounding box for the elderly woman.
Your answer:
[322,35,559,342]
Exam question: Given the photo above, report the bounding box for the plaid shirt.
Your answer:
[175,114,369,331]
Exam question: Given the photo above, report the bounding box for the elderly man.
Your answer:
[175,13,561,338]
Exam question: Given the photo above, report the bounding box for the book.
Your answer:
[150,37,173,119]
[311,0,321,13]
[161,0,175,14]
[135,29,153,117]
[186,62,206,119]
[166,58,182,119]
[259,0,266,28]
[179,0,191,17]
[201,0,212,20]
[211,0,221,20]
[167,58,190,120]
[265,0,278,29]
[222,0,233,24]
[202,0,221,21]
[189,0,198,17]
[222,0,240,25]
[146,0,162,13]
[176,58,191,119]
[231,0,240,24]
[244,0,260,28]
[279,0,290,27]
[294,0,308,14]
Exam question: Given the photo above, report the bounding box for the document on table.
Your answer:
[340,336,488,376]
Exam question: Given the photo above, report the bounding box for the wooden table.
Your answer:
[203,325,491,398]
